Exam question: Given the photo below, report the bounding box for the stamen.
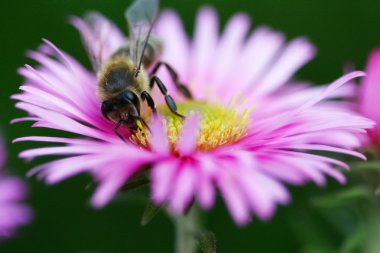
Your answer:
[131,101,250,152]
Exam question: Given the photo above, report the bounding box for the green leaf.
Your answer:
[196,230,217,253]
[350,161,380,173]
[288,210,336,253]
[312,186,372,208]
[340,224,367,253]
[362,147,380,161]
[375,186,380,197]
[374,186,380,196]
[340,224,370,253]
[121,178,149,191]
[141,201,163,226]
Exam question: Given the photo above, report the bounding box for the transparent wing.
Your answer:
[71,12,126,71]
[125,0,159,69]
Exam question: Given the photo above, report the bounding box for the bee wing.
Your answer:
[71,12,126,71]
[125,0,159,69]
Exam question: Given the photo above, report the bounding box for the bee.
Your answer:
[85,0,192,141]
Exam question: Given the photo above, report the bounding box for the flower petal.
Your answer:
[150,117,170,155]
[188,6,219,99]
[91,165,131,208]
[70,12,125,68]
[252,38,316,98]
[212,13,251,90]
[177,113,201,155]
[151,160,179,203]
[155,9,190,100]
[168,163,197,213]
[217,169,251,225]
[359,49,380,145]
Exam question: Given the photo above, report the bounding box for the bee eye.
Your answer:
[116,91,140,110]
[117,91,135,102]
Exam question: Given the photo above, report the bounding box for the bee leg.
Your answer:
[150,76,185,119]
[150,62,193,99]
[129,115,152,133]
[141,91,157,116]
[114,120,127,143]
[138,117,151,133]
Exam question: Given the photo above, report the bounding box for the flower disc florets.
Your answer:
[132,101,250,152]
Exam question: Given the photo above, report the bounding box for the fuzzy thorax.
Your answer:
[131,101,250,152]
[97,56,150,102]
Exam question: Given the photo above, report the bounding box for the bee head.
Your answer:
[101,91,141,128]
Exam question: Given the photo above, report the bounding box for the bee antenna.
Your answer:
[135,13,155,77]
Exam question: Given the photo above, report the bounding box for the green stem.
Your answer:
[174,207,200,253]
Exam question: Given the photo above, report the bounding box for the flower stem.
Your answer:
[174,206,200,253]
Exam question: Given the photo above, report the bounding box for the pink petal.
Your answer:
[43,155,104,184]
[150,117,169,155]
[298,71,365,111]
[359,49,380,145]
[188,6,219,98]
[70,13,125,68]
[196,158,216,209]
[288,144,366,160]
[15,102,111,141]
[252,38,316,98]
[228,27,285,97]
[217,170,251,225]
[212,13,251,90]
[238,170,278,220]
[177,113,201,155]
[151,160,178,203]
[0,178,27,203]
[155,9,190,99]
[91,166,131,208]
[168,163,197,213]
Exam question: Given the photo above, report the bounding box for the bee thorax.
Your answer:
[97,56,149,101]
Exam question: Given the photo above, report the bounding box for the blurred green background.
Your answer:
[1,0,380,252]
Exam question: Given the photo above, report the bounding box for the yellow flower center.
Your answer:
[130,101,250,152]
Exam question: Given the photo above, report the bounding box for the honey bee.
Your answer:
[85,0,192,141]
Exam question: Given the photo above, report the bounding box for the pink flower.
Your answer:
[358,49,380,148]
[13,7,373,225]
[0,139,31,239]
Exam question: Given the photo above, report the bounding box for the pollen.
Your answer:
[130,101,250,152]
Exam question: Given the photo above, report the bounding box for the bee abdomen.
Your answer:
[111,36,163,69]
[142,35,163,68]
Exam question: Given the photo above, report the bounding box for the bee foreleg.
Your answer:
[128,115,152,133]
[138,117,151,133]
[150,76,185,119]
[150,62,193,99]
[141,91,157,116]
[114,120,127,143]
